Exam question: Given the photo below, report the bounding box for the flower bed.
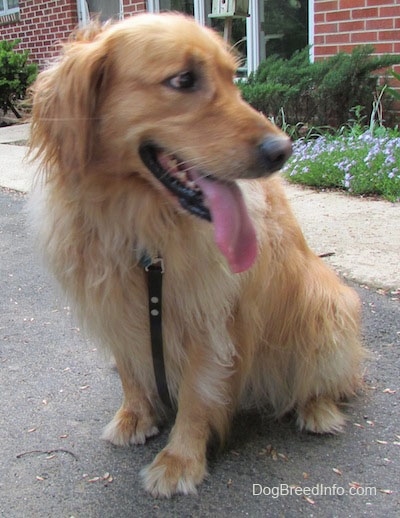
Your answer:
[283,132,400,202]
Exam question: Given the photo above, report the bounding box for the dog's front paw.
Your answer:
[102,408,159,446]
[296,398,346,434]
[141,449,207,498]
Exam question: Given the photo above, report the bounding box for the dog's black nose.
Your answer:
[258,136,292,174]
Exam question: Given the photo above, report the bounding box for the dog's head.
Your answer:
[31,13,291,272]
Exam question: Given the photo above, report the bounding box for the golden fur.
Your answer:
[29,13,365,497]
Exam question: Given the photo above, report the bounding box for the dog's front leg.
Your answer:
[102,353,159,446]
[141,348,235,498]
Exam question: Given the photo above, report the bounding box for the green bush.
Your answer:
[239,46,400,129]
[0,39,38,118]
[386,68,400,101]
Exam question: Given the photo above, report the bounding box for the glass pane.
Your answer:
[87,0,120,21]
[210,16,247,74]
[0,1,5,11]
[7,0,19,8]
[159,0,194,16]
[264,0,308,58]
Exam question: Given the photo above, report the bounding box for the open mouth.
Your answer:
[138,142,258,274]
[139,143,211,221]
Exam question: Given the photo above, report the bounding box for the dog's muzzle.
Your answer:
[138,136,292,222]
[138,137,292,274]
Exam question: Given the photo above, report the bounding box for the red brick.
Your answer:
[315,45,339,56]
[326,33,350,44]
[340,0,365,8]
[351,31,378,43]
[367,0,397,5]
[386,77,400,88]
[366,18,394,31]
[379,6,400,18]
[315,22,339,34]
[315,1,339,13]
[375,42,395,53]
[325,10,349,22]
[379,29,400,41]
[339,20,365,32]
[351,7,379,19]
[337,44,357,54]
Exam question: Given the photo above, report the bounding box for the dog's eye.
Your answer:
[167,71,197,91]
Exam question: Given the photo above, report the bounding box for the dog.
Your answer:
[29,13,365,497]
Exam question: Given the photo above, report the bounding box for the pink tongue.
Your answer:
[194,175,258,273]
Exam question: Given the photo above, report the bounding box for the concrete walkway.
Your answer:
[1,123,399,291]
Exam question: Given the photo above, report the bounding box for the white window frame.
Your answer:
[147,0,159,12]
[0,0,19,16]
[247,0,260,75]
[77,0,90,26]
[308,0,314,62]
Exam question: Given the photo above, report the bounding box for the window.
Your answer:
[86,0,121,21]
[150,0,248,75]
[148,0,310,74]
[263,0,308,59]
[0,0,19,15]
[159,0,194,16]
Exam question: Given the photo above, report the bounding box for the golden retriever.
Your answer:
[29,13,365,497]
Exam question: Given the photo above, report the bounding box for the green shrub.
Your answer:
[239,46,400,130]
[0,39,38,117]
[386,68,400,101]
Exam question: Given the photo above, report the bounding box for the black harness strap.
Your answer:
[143,257,173,410]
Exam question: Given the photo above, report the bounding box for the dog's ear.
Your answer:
[30,34,109,177]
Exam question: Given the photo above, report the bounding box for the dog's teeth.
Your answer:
[187,180,199,191]
[167,157,178,170]
[175,171,187,182]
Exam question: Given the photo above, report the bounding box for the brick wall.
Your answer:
[0,0,146,69]
[123,1,147,16]
[314,0,400,57]
[314,0,400,116]
[0,0,78,68]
